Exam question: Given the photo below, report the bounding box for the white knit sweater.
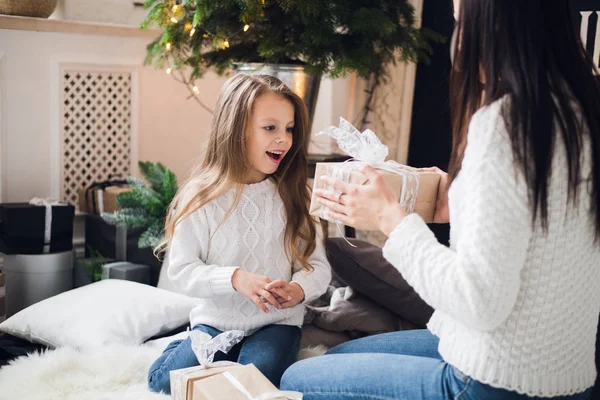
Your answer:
[383,98,600,397]
[167,179,331,336]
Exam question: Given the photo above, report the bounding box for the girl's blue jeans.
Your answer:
[148,323,302,394]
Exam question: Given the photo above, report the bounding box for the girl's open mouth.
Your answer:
[266,150,284,163]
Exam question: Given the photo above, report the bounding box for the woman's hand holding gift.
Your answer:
[314,165,408,236]
[420,166,450,224]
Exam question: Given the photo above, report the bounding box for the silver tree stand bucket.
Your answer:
[235,64,321,137]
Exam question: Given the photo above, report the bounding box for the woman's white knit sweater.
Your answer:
[383,98,600,397]
[167,179,331,336]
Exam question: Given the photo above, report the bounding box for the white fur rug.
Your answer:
[0,335,327,400]
[0,343,170,400]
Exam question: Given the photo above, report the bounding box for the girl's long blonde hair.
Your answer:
[159,74,316,271]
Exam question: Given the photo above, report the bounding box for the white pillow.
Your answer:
[0,279,199,349]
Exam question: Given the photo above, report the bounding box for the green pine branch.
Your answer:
[138,222,165,249]
[102,161,178,249]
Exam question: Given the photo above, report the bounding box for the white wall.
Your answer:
[0,19,360,202]
[0,23,216,202]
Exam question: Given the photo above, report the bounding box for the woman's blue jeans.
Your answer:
[281,329,592,400]
[148,324,302,394]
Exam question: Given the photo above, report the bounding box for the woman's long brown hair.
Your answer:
[158,74,316,271]
[449,0,600,240]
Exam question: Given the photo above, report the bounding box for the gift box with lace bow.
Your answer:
[170,330,302,400]
[309,118,440,224]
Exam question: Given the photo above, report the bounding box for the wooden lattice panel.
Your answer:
[60,69,132,206]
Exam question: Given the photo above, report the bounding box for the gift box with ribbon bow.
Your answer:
[309,118,440,224]
[0,199,75,255]
[170,330,302,400]
[78,179,131,215]
[84,214,161,286]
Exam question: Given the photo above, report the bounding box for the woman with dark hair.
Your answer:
[281,0,600,398]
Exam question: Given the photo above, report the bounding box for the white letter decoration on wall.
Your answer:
[580,11,600,69]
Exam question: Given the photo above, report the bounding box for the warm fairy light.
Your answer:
[171,17,178,23]
[166,42,172,50]
[202,33,209,38]
[172,4,179,12]
[190,28,196,37]
[223,40,230,48]
[192,86,199,93]
[243,24,250,32]
[166,67,172,74]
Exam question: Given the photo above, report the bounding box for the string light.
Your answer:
[166,67,172,74]
[243,24,250,32]
[190,28,196,37]
[202,33,209,38]
[192,86,199,93]
[223,39,230,48]
[165,42,172,50]
[171,4,179,12]
[171,17,178,23]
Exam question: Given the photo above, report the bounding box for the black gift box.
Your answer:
[84,214,161,286]
[0,203,75,254]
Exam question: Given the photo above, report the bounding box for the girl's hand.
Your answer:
[231,269,280,312]
[314,165,407,236]
[420,167,450,224]
[265,280,305,309]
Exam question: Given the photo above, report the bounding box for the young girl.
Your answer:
[147,74,331,394]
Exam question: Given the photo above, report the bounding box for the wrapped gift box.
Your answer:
[171,363,299,400]
[103,186,132,214]
[0,203,74,254]
[78,180,130,215]
[310,162,440,223]
[73,255,116,288]
[102,261,151,285]
[308,118,440,224]
[85,214,161,285]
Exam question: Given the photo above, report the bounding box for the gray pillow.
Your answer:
[325,238,434,328]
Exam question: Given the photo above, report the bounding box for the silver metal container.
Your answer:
[4,250,74,317]
[235,64,322,136]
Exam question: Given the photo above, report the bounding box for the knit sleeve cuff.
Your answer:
[290,275,317,305]
[388,213,432,242]
[383,213,437,276]
[209,266,239,295]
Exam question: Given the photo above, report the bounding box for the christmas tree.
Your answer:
[141,0,440,96]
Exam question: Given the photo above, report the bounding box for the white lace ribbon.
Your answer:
[222,371,303,400]
[315,118,421,242]
[191,329,245,366]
